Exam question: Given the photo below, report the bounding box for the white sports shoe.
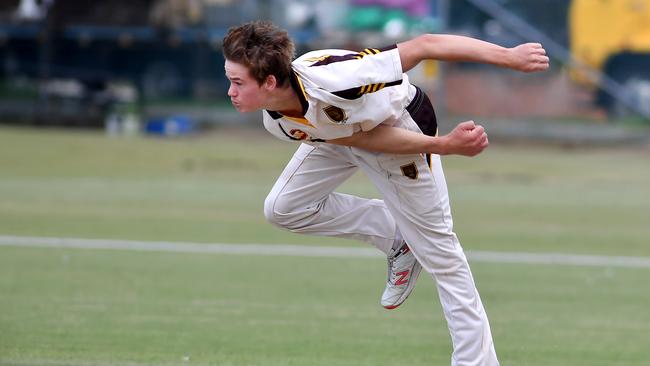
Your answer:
[380,241,421,309]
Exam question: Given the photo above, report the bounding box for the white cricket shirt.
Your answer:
[262,45,415,143]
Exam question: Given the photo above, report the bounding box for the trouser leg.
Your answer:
[355,149,499,366]
[264,143,397,254]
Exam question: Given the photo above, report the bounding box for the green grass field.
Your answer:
[1,126,649,366]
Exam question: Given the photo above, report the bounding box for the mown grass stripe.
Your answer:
[1,235,649,269]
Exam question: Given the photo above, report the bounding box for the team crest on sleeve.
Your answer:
[289,129,309,140]
[323,105,348,124]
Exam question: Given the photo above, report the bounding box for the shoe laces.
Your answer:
[387,244,412,285]
[387,251,403,285]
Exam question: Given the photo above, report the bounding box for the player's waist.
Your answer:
[404,85,438,137]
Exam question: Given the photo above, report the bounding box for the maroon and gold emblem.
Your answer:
[289,129,309,140]
[323,105,347,124]
[400,162,418,180]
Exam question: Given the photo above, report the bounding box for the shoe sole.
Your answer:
[382,262,422,310]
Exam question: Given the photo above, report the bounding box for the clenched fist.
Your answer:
[508,43,550,73]
[439,121,489,157]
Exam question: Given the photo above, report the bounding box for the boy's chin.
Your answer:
[233,104,257,113]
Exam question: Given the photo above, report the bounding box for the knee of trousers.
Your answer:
[413,233,470,275]
[263,190,308,230]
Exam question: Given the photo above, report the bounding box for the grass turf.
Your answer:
[0,126,649,365]
[0,126,648,254]
[1,247,648,366]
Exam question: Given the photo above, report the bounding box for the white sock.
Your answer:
[392,228,404,250]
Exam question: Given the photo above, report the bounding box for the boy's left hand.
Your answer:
[509,43,550,72]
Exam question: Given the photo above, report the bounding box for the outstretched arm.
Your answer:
[328,121,489,157]
[397,34,549,73]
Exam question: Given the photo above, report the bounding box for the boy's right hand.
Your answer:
[439,121,489,157]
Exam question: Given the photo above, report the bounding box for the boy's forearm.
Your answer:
[398,34,511,71]
[328,121,488,157]
[397,34,549,73]
[328,126,446,155]
[424,34,510,65]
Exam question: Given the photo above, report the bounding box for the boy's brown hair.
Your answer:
[222,21,295,87]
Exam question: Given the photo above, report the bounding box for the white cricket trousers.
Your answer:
[264,139,499,365]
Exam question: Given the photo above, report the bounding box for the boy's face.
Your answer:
[224,60,268,113]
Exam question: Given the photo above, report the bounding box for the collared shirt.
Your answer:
[262,45,414,143]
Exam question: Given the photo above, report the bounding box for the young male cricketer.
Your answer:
[223,20,549,366]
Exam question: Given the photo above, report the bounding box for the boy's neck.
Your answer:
[270,85,304,117]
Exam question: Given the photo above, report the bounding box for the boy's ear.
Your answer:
[263,75,277,90]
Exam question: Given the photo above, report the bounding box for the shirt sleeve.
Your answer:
[294,46,403,96]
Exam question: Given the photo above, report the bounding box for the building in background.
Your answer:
[569,0,650,119]
[0,0,648,128]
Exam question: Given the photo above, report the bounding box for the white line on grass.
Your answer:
[1,235,649,269]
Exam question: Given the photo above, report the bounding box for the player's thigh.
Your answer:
[358,150,453,233]
[359,152,468,272]
[381,154,449,216]
[265,143,358,214]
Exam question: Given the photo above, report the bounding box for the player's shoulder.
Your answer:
[294,49,354,65]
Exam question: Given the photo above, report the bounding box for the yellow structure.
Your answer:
[569,0,650,116]
[570,0,650,83]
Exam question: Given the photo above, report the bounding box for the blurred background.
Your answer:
[1,2,650,366]
[0,0,649,143]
